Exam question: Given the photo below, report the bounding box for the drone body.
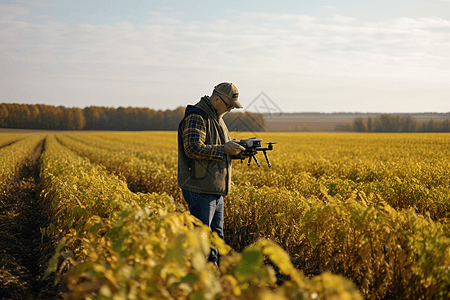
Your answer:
[231,138,277,167]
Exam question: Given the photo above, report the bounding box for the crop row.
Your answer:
[39,134,361,299]
[52,131,450,299]
[54,131,450,225]
[0,133,26,148]
[225,185,450,299]
[230,133,450,298]
[0,134,45,191]
[54,133,180,199]
[231,133,450,221]
[57,132,450,221]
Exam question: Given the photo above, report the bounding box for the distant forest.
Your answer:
[0,103,265,131]
[2,103,449,133]
[339,114,450,132]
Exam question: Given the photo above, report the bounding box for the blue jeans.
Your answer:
[182,189,224,266]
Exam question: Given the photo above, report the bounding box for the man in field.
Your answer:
[177,82,245,267]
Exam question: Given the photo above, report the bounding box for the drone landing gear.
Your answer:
[238,149,271,167]
[247,154,260,167]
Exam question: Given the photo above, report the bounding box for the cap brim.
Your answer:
[230,99,243,109]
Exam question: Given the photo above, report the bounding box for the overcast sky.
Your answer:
[1,0,449,113]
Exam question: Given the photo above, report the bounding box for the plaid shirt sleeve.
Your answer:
[182,113,225,161]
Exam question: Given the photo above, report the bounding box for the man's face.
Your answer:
[214,95,234,116]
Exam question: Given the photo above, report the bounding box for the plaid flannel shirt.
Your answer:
[182,113,225,161]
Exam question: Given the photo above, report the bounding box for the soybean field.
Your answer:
[1,131,449,299]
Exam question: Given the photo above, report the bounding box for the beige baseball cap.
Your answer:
[214,82,243,109]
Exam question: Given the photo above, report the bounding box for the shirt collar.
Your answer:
[203,96,220,118]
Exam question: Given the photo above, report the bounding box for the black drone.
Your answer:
[230,138,277,167]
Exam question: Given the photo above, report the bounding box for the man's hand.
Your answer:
[224,140,245,156]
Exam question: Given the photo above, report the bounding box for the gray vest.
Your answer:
[177,97,231,195]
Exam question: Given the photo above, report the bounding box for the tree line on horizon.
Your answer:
[337,114,450,132]
[0,103,266,132]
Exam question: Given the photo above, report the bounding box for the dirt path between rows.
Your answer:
[0,138,58,300]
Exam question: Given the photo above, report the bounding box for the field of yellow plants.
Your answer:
[1,131,449,299]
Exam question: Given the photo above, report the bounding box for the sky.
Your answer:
[1,0,449,114]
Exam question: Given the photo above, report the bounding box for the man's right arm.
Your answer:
[182,114,225,161]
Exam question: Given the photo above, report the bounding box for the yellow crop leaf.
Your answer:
[104,269,120,290]
[222,274,241,296]
[259,239,304,286]
[210,231,231,255]
[192,251,206,272]
[93,264,106,274]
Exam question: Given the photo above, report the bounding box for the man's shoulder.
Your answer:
[182,109,207,131]
[184,113,205,124]
[185,105,207,118]
[182,105,209,129]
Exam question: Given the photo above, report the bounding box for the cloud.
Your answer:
[332,14,357,24]
[3,9,448,75]
[1,8,449,111]
[13,0,55,7]
[0,4,30,16]
[149,11,184,25]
